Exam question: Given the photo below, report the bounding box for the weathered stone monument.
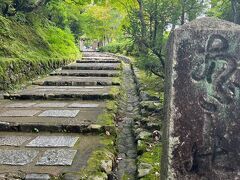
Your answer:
[161,17,240,179]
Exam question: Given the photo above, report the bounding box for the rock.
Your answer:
[138,163,153,178]
[88,124,103,131]
[140,101,161,112]
[100,160,113,174]
[152,130,161,141]
[134,128,144,135]
[137,131,152,140]
[25,173,50,180]
[162,17,240,179]
[127,105,134,112]
[146,122,161,130]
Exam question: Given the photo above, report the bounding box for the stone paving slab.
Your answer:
[0,149,38,165]
[0,110,40,117]
[36,149,77,166]
[62,63,121,70]
[25,173,50,180]
[38,110,80,118]
[26,136,79,147]
[33,76,120,86]
[4,86,117,100]
[0,136,31,146]
[50,70,120,77]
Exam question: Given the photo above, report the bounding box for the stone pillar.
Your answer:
[161,17,240,179]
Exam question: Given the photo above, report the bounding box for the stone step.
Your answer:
[82,56,117,60]
[83,52,112,57]
[0,100,114,133]
[50,70,120,77]
[33,76,120,86]
[77,59,120,63]
[62,63,121,70]
[0,132,102,178]
[4,86,119,100]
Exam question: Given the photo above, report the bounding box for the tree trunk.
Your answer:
[181,3,185,25]
[137,0,147,37]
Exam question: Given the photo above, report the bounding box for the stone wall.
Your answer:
[0,58,72,91]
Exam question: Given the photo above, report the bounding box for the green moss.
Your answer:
[110,86,121,98]
[137,140,148,154]
[77,135,116,179]
[97,113,115,126]
[0,14,80,90]
[138,143,162,179]
[140,101,162,112]
[106,100,118,114]
[122,174,135,180]
[112,77,121,85]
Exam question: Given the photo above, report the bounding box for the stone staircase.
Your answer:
[0,52,122,179]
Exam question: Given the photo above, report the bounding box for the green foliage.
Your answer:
[120,0,205,78]
[0,0,49,16]
[207,0,239,23]
[80,3,125,42]
[99,39,135,55]
[0,14,79,90]
[45,0,86,37]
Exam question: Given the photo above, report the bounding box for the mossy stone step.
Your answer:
[62,63,121,70]
[33,76,120,86]
[4,86,119,100]
[50,70,120,77]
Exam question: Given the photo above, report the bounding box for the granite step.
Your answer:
[82,56,116,60]
[83,52,112,57]
[50,70,120,77]
[62,63,121,70]
[0,100,109,133]
[77,59,120,63]
[4,86,119,100]
[33,76,120,86]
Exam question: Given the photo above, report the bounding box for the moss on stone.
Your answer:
[112,77,121,85]
[76,135,116,179]
[138,143,162,179]
[109,86,121,98]
[106,100,118,113]
[97,113,115,126]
